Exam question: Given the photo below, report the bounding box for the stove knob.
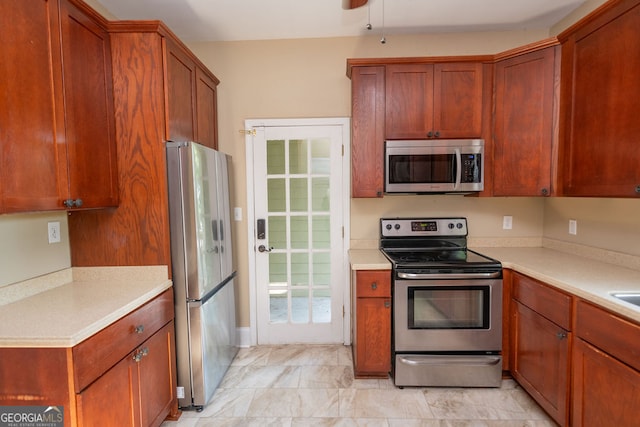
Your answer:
[394,224,401,230]
[448,223,455,229]
[385,224,392,230]
[456,223,463,229]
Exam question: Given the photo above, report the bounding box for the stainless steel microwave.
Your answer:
[384,139,484,194]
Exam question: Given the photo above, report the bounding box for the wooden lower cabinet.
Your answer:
[0,290,178,427]
[572,338,640,426]
[352,270,391,378]
[77,322,176,427]
[572,299,640,426]
[510,272,571,426]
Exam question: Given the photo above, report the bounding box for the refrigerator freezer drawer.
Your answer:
[186,278,238,407]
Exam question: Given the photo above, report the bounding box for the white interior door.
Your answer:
[246,119,349,345]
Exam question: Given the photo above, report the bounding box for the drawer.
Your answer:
[356,270,391,298]
[513,273,572,329]
[576,299,640,372]
[72,288,174,392]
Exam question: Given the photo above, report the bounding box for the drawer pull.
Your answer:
[134,325,145,334]
[132,347,149,362]
[384,300,390,308]
[371,282,377,290]
[556,331,568,340]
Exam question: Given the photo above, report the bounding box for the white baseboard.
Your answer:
[236,327,252,348]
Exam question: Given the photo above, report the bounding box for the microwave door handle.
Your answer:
[454,148,462,189]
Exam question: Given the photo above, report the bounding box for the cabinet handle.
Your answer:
[635,185,640,194]
[541,188,549,196]
[556,331,567,340]
[132,347,150,362]
[134,325,145,334]
[63,198,84,208]
[427,131,433,138]
[434,131,440,138]
[384,300,391,308]
[371,282,377,290]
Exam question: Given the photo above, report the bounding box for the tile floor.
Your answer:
[161,345,557,427]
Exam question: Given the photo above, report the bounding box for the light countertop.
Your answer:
[350,246,640,323]
[0,266,172,348]
[349,249,392,270]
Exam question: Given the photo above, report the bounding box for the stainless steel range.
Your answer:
[380,217,503,388]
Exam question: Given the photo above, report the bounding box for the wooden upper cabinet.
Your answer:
[69,23,220,268]
[493,45,558,196]
[558,0,640,197]
[350,66,385,198]
[165,39,220,149]
[165,39,197,143]
[385,62,483,139]
[0,0,117,213]
[0,0,67,213]
[59,0,118,209]
[195,68,219,149]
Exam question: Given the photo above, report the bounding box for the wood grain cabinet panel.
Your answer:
[350,66,385,198]
[68,22,220,267]
[558,0,640,197]
[352,270,391,378]
[385,62,483,140]
[493,46,558,197]
[511,272,571,426]
[0,0,118,213]
[572,299,640,426]
[195,67,219,149]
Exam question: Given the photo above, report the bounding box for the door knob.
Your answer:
[258,245,273,252]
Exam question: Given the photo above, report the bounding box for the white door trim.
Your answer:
[244,117,351,346]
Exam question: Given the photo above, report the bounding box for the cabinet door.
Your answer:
[0,0,68,212]
[351,66,385,198]
[493,47,557,196]
[385,64,434,139]
[560,2,640,197]
[59,0,118,209]
[355,297,391,376]
[512,301,570,426]
[572,338,640,427]
[138,322,177,427]
[432,62,483,138]
[195,67,219,149]
[77,353,139,427]
[165,39,196,142]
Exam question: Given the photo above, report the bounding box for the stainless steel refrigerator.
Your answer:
[166,141,238,410]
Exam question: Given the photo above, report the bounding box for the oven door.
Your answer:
[394,278,502,353]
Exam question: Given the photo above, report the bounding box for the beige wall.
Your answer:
[0,212,70,288]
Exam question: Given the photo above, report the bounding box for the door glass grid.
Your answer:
[266,137,332,324]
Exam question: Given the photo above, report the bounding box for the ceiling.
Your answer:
[95,0,587,43]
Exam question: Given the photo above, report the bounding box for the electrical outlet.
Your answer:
[569,219,577,235]
[176,386,185,399]
[502,215,513,230]
[234,207,242,221]
[48,221,61,244]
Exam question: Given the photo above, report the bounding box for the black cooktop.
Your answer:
[379,217,502,272]
[382,248,501,269]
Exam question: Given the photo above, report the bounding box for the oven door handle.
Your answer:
[396,271,501,280]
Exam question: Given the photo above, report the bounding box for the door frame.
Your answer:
[244,117,351,346]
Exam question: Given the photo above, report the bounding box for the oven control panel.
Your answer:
[381,217,467,237]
